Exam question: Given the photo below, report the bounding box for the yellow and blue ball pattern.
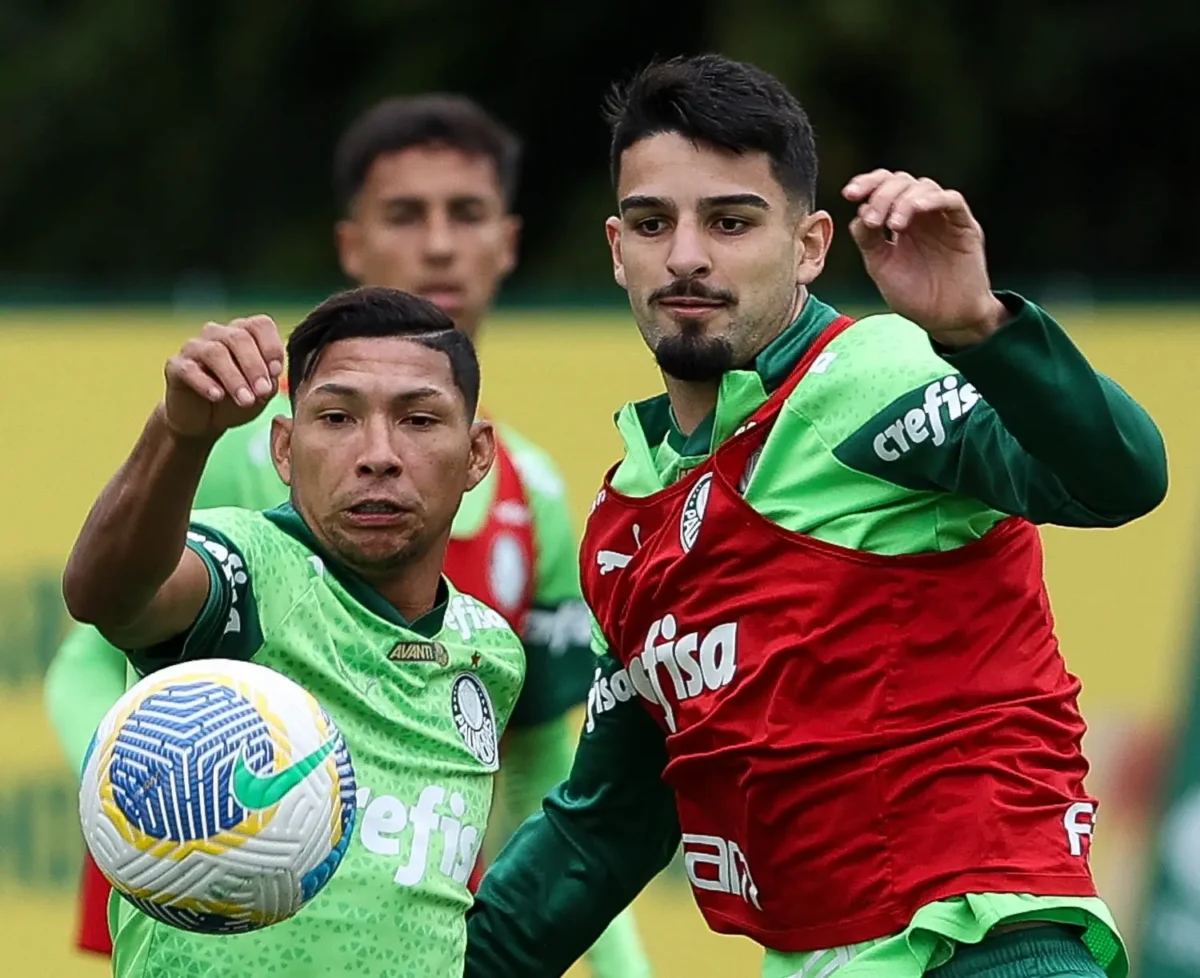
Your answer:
[80,659,356,934]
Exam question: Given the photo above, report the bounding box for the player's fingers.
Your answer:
[889,188,974,233]
[237,315,286,380]
[857,172,916,229]
[191,338,256,406]
[841,169,894,202]
[848,215,890,256]
[166,354,224,403]
[219,321,275,399]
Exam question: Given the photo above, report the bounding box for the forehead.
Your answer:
[301,336,457,398]
[360,144,505,204]
[617,132,785,207]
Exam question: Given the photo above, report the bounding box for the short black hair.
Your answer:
[333,94,522,213]
[603,54,818,208]
[287,287,481,418]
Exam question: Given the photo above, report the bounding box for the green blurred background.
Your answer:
[2,2,1198,975]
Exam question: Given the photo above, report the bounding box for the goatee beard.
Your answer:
[653,332,736,382]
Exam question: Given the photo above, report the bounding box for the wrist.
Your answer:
[150,403,221,454]
[927,294,1011,349]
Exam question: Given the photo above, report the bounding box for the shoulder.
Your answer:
[786,312,963,445]
[495,423,568,503]
[187,507,298,580]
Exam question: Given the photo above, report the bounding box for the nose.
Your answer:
[665,218,711,281]
[355,416,402,478]
[423,210,455,265]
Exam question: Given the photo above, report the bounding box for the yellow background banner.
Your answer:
[2,304,1197,975]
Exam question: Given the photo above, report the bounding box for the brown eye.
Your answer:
[714,217,749,233]
[636,217,669,235]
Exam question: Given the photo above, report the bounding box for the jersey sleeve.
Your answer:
[503,431,595,727]
[124,508,265,676]
[465,651,679,977]
[827,293,1167,526]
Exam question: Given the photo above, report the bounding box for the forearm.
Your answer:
[43,626,129,776]
[63,406,214,633]
[467,669,679,977]
[943,293,1167,521]
[467,789,676,977]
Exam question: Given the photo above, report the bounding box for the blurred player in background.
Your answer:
[465,55,1168,978]
[45,94,651,976]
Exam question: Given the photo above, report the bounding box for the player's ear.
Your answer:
[497,214,521,279]
[466,420,496,493]
[335,219,364,282]
[796,208,834,287]
[270,414,293,487]
[605,216,627,289]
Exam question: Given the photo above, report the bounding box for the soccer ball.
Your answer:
[79,658,357,934]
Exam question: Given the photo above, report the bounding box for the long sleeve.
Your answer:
[465,655,679,977]
[496,716,655,978]
[831,293,1168,527]
[934,292,1167,523]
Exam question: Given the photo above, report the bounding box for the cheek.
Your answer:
[365,229,421,279]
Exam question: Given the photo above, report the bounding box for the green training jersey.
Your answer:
[47,395,590,775]
[111,504,525,978]
[466,293,1167,978]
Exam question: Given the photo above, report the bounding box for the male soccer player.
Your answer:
[465,56,1168,978]
[48,94,648,976]
[64,287,525,977]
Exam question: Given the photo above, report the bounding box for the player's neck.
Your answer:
[664,287,811,437]
[663,376,721,437]
[365,560,446,625]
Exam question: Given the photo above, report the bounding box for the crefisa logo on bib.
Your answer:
[680,473,713,553]
[451,673,499,770]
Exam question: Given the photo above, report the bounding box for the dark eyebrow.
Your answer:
[309,382,449,405]
[699,194,770,211]
[619,195,670,214]
[618,193,771,215]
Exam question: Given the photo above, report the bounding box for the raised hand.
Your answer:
[842,170,1009,348]
[163,315,285,439]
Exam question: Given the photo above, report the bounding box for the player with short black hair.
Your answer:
[466,54,1167,978]
[286,286,481,418]
[334,94,522,213]
[64,288,523,977]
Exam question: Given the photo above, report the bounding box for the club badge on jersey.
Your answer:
[580,316,1099,952]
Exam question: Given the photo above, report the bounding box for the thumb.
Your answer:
[848,216,891,258]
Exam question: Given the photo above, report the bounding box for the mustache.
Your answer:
[649,279,736,305]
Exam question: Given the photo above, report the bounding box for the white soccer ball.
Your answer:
[79,658,357,933]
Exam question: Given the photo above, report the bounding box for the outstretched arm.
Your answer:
[63,317,283,649]
[841,170,1166,525]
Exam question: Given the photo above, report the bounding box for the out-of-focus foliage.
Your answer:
[0,0,1195,299]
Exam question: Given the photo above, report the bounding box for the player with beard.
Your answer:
[464,55,1167,978]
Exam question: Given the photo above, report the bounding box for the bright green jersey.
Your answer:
[47,397,589,774]
[111,504,525,978]
[466,293,1167,978]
